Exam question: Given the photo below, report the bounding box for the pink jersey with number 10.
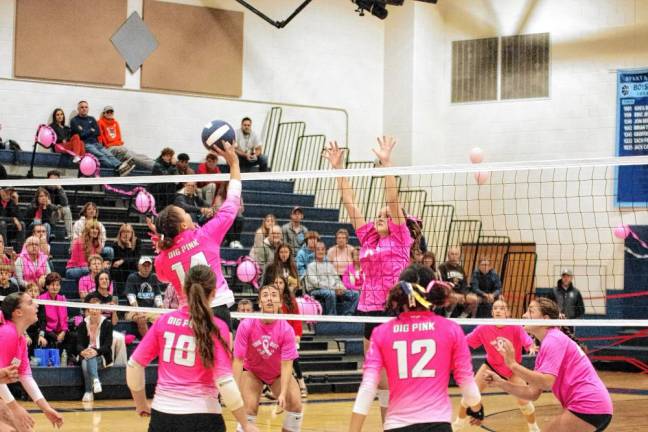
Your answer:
[363,311,476,430]
[155,186,240,308]
[130,307,233,414]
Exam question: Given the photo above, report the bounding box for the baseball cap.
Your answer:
[102,105,114,113]
[139,256,153,265]
[291,206,304,214]
[561,268,573,276]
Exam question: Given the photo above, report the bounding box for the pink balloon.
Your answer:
[296,295,323,323]
[135,190,155,214]
[474,171,489,185]
[613,224,631,239]
[469,147,484,164]
[79,155,98,176]
[36,125,57,148]
[236,260,258,283]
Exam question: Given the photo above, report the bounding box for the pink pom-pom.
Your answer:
[236,260,258,283]
[79,155,98,176]
[613,224,631,240]
[296,295,323,323]
[135,190,155,214]
[36,125,57,148]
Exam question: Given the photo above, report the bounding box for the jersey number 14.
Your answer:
[393,339,437,379]
[170,252,209,282]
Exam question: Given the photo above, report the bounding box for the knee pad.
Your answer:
[377,389,389,408]
[282,411,303,432]
[519,402,535,416]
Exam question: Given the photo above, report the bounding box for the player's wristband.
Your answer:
[467,405,484,421]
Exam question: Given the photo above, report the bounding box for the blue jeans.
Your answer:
[84,142,121,169]
[310,288,359,316]
[336,290,359,316]
[81,356,102,392]
[66,266,89,280]
[238,154,269,172]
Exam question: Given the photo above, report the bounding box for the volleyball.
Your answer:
[201,119,235,152]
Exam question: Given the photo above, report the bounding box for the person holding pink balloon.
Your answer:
[49,108,85,162]
[155,141,241,331]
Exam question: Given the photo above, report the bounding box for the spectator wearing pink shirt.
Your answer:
[341,248,364,291]
[78,255,113,300]
[37,273,71,353]
[485,297,613,432]
[15,236,51,290]
[326,228,355,276]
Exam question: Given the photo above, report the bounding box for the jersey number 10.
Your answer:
[163,331,196,367]
[393,339,437,379]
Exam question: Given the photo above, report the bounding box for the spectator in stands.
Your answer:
[234,117,269,172]
[25,187,58,240]
[0,264,19,298]
[110,223,141,294]
[15,235,50,289]
[175,153,195,175]
[70,101,132,175]
[215,181,245,249]
[28,223,51,258]
[422,251,440,280]
[254,214,276,249]
[67,221,111,280]
[304,241,359,315]
[470,258,501,314]
[78,255,113,300]
[38,273,71,352]
[263,244,300,293]
[49,108,84,161]
[547,269,585,319]
[72,202,113,261]
[327,228,354,276]
[251,225,283,273]
[0,235,14,268]
[162,283,179,310]
[77,295,113,403]
[196,152,223,206]
[0,187,25,250]
[152,147,178,210]
[24,283,47,354]
[173,181,213,225]
[282,206,308,253]
[439,246,478,318]
[98,106,150,171]
[233,298,254,331]
[341,247,364,292]
[45,170,74,240]
[296,230,320,278]
[125,256,164,338]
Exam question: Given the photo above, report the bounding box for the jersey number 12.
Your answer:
[393,339,437,379]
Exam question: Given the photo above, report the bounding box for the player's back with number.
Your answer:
[131,309,232,408]
[367,311,474,427]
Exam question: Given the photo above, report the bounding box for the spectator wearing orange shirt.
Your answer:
[98,106,153,171]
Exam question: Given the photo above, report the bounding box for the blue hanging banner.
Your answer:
[617,68,648,206]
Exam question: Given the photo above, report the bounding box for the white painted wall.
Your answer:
[0,0,384,161]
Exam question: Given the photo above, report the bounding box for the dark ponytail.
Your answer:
[184,265,231,367]
[387,264,450,313]
[533,297,583,347]
[276,276,297,313]
[2,292,26,322]
[157,206,184,250]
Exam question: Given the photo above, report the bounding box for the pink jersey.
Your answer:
[0,321,31,377]
[356,220,413,312]
[155,191,239,308]
[234,318,298,385]
[466,325,533,378]
[535,328,612,415]
[131,307,233,414]
[363,311,476,429]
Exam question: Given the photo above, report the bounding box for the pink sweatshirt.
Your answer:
[38,293,68,332]
[66,239,99,269]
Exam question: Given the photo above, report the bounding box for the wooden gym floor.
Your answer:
[23,372,648,431]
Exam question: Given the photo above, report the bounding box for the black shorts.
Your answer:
[569,411,612,431]
[386,422,451,432]
[358,310,390,340]
[211,304,232,331]
[148,409,225,432]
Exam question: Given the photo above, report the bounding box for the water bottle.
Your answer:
[60,350,68,367]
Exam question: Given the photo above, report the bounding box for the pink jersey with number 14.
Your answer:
[155,184,240,308]
[363,311,476,430]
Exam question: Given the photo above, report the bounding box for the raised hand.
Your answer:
[493,337,516,366]
[214,141,239,167]
[322,141,346,169]
[372,136,396,167]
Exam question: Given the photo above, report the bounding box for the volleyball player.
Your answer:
[233,284,303,432]
[350,269,482,432]
[126,265,258,432]
[485,297,613,432]
[324,137,414,414]
[0,292,64,430]
[155,142,240,328]
[453,298,540,432]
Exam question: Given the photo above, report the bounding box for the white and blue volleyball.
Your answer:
[201,119,235,151]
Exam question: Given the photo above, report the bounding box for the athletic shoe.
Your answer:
[452,417,467,431]
[528,424,541,432]
[117,157,134,172]
[229,240,243,249]
[82,392,94,402]
[73,156,81,163]
[119,161,136,177]
[93,378,102,394]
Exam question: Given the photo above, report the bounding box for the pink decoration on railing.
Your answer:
[103,184,158,216]
[35,124,57,148]
[79,154,100,177]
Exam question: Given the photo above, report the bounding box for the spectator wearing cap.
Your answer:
[234,117,269,172]
[0,187,25,251]
[70,100,132,175]
[547,269,585,319]
[282,206,308,253]
[98,105,153,171]
[125,256,164,338]
[196,152,224,206]
[296,231,320,278]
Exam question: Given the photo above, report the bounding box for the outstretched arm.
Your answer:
[323,141,366,230]
[373,136,405,225]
